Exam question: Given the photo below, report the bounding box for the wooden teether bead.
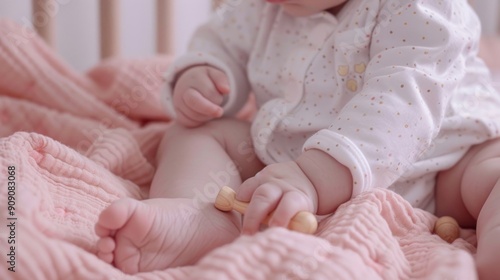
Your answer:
[434,216,460,243]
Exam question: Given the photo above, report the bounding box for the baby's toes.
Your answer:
[97,198,137,231]
[97,251,114,264]
[96,237,116,264]
[97,237,115,253]
[95,223,114,237]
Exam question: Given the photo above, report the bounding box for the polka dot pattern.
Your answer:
[164,0,500,210]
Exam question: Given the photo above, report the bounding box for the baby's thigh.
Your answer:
[435,138,500,228]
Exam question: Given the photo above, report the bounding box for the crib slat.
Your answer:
[498,2,500,34]
[100,0,121,59]
[32,0,57,48]
[156,0,173,54]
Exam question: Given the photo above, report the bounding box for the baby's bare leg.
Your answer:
[436,139,500,280]
[150,119,264,199]
[95,119,264,273]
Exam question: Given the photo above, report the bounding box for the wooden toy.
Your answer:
[215,186,318,234]
[434,216,460,243]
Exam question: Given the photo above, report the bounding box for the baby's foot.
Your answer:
[95,197,240,274]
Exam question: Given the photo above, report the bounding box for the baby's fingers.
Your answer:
[241,184,282,235]
[182,88,223,117]
[268,191,310,228]
[207,67,230,95]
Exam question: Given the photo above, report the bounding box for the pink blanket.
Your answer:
[0,20,479,279]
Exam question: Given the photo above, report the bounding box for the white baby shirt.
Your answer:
[164,0,500,212]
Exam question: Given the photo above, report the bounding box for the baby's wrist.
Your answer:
[295,149,353,215]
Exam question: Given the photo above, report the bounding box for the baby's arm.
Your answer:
[164,1,264,123]
[303,0,480,197]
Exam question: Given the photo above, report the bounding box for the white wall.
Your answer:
[0,0,497,71]
[0,0,211,71]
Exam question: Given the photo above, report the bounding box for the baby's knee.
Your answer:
[164,121,215,138]
[461,139,500,187]
[461,157,500,219]
[156,122,215,155]
[463,157,500,188]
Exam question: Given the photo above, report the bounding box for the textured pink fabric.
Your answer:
[0,20,479,280]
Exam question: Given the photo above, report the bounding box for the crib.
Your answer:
[31,0,222,59]
[0,1,500,280]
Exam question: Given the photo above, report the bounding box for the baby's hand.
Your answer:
[173,66,230,127]
[236,161,318,235]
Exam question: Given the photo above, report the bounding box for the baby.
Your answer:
[95,0,500,278]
